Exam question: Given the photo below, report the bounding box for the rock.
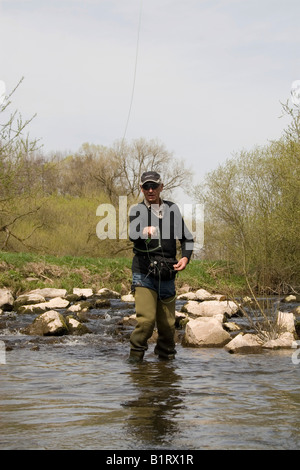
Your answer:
[95,299,111,308]
[282,294,297,303]
[177,289,227,301]
[122,313,137,326]
[223,321,241,332]
[14,293,46,309]
[277,311,295,333]
[224,333,263,353]
[224,323,296,353]
[293,306,300,316]
[0,288,14,311]
[121,294,135,302]
[263,332,295,350]
[177,292,198,300]
[68,304,83,313]
[65,315,91,335]
[96,288,121,299]
[18,297,70,314]
[195,288,226,301]
[175,311,188,328]
[181,300,239,318]
[24,310,68,336]
[183,316,231,348]
[177,284,192,294]
[72,288,93,298]
[28,288,67,299]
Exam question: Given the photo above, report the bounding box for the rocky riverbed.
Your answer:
[1,286,299,355]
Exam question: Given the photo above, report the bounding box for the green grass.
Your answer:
[0,251,247,296]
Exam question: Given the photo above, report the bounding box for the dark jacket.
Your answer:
[129,200,194,274]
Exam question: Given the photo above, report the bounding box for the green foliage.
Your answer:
[194,103,300,292]
[0,251,246,296]
[0,251,133,295]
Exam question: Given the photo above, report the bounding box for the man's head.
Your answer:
[140,171,163,205]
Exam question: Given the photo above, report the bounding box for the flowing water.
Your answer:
[1,300,300,450]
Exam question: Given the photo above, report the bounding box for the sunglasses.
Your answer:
[142,182,160,190]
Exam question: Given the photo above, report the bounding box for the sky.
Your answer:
[0,0,299,190]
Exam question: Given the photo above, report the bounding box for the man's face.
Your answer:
[141,182,163,205]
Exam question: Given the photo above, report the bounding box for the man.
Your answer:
[128,171,194,362]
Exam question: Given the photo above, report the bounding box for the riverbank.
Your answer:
[0,251,247,296]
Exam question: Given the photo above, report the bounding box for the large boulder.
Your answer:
[0,288,14,311]
[183,316,231,347]
[24,310,69,336]
[182,300,239,318]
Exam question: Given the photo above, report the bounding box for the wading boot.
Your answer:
[154,296,176,360]
[129,287,158,360]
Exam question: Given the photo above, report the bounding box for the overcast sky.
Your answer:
[0,0,299,188]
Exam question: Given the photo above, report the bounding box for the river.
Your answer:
[0,299,300,450]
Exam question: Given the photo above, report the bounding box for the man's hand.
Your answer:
[142,226,158,238]
[173,257,189,271]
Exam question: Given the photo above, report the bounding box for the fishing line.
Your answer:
[122,0,143,144]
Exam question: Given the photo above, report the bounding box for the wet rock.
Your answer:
[96,288,121,299]
[224,314,296,353]
[24,310,69,336]
[122,313,137,326]
[183,315,231,348]
[175,311,189,328]
[95,299,111,308]
[65,315,91,335]
[14,293,46,309]
[263,332,295,350]
[181,300,239,318]
[224,333,263,353]
[0,288,14,311]
[18,297,70,314]
[68,303,83,313]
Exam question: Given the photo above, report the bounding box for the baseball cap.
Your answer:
[140,171,162,185]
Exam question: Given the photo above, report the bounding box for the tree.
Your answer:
[0,78,43,250]
[193,102,300,292]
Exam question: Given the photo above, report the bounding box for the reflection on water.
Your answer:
[122,361,184,447]
[1,303,300,450]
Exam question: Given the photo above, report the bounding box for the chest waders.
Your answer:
[129,286,176,361]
